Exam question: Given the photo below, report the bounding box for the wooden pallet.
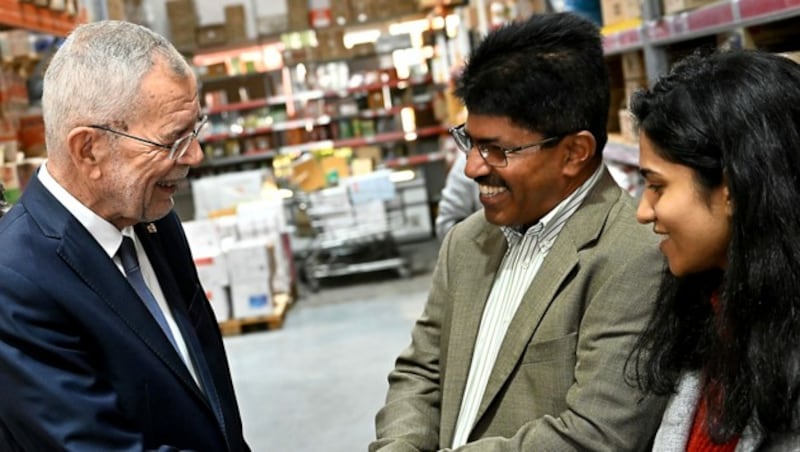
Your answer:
[218,293,291,337]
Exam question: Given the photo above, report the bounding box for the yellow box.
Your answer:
[291,157,326,192]
[602,0,641,27]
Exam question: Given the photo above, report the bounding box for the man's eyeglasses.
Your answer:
[89,115,208,160]
[449,123,561,168]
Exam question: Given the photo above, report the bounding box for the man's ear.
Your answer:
[562,131,596,177]
[67,127,104,180]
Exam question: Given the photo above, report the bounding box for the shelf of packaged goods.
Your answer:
[384,151,445,168]
[205,77,436,115]
[332,125,447,148]
[206,99,273,115]
[603,27,645,55]
[199,125,448,168]
[199,149,278,168]
[203,105,434,143]
[202,116,331,143]
[280,76,434,103]
[0,0,87,37]
[199,69,280,85]
[603,0,800,53]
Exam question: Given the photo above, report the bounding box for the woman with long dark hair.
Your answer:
[629,49,800,450]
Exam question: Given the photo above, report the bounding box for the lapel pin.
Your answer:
[146,223,158,233]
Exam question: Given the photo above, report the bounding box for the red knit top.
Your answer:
[686,395,740,452]
[687,291,740,452]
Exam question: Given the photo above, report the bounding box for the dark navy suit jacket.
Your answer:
[0,174,250,451]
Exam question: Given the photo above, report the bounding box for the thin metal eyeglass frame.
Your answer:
[448,123,561,168]
[88,115,208,160]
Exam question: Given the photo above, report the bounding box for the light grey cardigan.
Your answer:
[652,372,800,451]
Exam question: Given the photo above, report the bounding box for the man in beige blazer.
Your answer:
[371,13,667,451]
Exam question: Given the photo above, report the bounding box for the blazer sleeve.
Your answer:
[370,222,458,452]
[0,258,198,452]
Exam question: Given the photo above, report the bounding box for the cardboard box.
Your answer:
[166,0,196,18]
[621,50,645,80]
[204,284,231,322]
[330,0,352,26]
[350,0,373,22]
[194,254,230,288]
[106,0,125,20]
[321,155,350,182]
[287,0,310,30]
[624,78,647,108]
[291,157,326,192]
[257,14,289,35]
[1,164,21,204]
[167,4,198,51]
[661,0,716,15]
[196,24,227,48]
[601,0,641,27]
[230,278,272,318]
[225,239,271,283]
[0,140,17,165]
[18,114,45,158]
[619,108,637,143]
[225,4,247,44]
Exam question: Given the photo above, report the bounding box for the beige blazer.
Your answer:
[372,169,668,451]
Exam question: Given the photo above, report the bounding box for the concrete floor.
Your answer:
[223,239,439,452]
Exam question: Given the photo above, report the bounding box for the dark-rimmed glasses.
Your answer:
[89,115,208,160]
[449,123,561,168]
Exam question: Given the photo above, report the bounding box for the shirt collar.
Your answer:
[501,163,604,246]
[38,162,126,259]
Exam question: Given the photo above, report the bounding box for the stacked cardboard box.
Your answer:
[287,0,311,30]
[225,4,247,44]
[619,51,646,143]
[166,0,198,51]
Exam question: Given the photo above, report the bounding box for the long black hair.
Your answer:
[628,49,800,442]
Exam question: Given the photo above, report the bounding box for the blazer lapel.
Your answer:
[470,170,622,431]
[473,235,578,423]
[440,224,507,447]
[57,221,195,387]
[135,227,228,441]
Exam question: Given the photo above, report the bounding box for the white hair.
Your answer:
[42,20,192,160]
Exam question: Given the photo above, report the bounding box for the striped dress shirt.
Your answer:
[451,165,604,448]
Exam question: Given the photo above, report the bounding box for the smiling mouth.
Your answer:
[156,181,179,190]
[479,184,508,197]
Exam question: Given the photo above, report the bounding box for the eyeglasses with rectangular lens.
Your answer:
[448,123,560,168]
[89,115,208,160]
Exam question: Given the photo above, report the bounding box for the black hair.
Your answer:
[454,12,610,153]
[628,49,800,442]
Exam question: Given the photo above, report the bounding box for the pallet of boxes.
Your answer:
[183,183,295,336]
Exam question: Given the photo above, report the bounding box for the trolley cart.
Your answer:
[300,171,410,292]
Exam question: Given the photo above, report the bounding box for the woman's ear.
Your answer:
[562,130,596,176]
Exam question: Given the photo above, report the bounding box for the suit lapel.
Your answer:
[440,224,507,446]
[57,221,197,388]
[136,227,229,447]
[470,170,622,432]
